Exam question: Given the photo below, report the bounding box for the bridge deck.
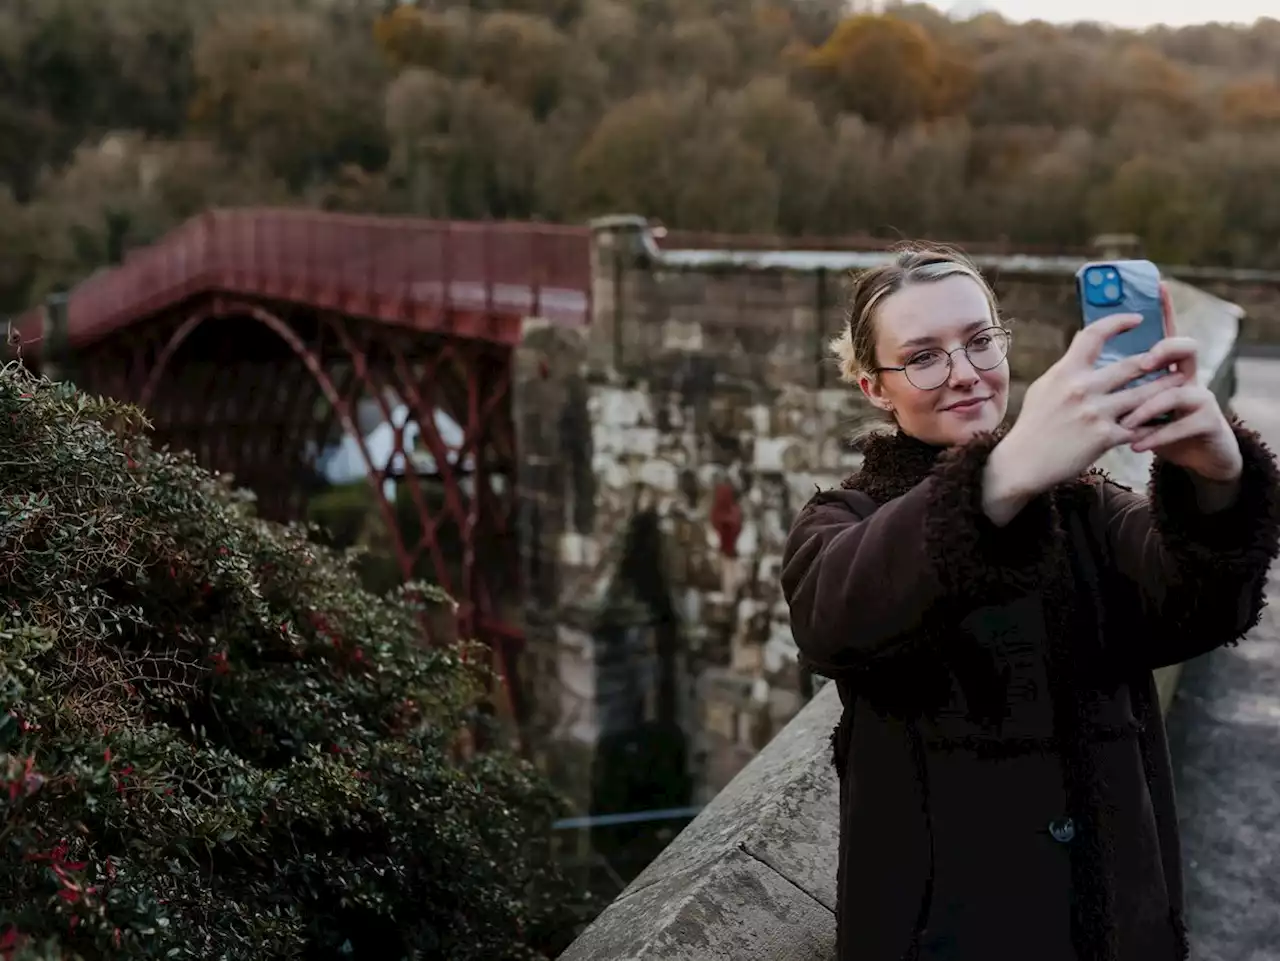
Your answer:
[1169,354,1280,960]
[13,208,591,351]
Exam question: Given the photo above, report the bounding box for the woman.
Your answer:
[780,245,1280,961]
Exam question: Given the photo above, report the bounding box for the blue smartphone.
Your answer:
[1075,259,1168,391]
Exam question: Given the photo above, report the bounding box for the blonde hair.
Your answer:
[829,243,1001,385]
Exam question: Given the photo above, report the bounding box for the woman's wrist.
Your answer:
[982,437,1037,527]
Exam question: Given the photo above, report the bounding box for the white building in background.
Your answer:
[315,393,473,499]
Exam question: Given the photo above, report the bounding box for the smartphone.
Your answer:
[1075,259,1168,391]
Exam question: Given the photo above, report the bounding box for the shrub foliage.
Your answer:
[0,363,580,960]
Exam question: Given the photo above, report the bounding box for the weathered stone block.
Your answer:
[558,683,842,961]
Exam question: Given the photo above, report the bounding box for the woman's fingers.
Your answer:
[1144,335,1199,381]
[1067,312,1144,367]
[1088,351,1161,393]
[1083,335,1199,395]
[1101,371,1188,418]
[1107,422,1148,449]
[1119,383,1211,430]
[1131,408,1213,453]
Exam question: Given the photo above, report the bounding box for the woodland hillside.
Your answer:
[3,0,1280,313]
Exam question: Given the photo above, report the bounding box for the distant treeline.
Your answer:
[3,0,1280,311]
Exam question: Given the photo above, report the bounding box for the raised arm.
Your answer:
[1097,420,1280,670]
[781,434,1060,677]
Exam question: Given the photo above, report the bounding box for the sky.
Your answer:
[944,0,1275,29]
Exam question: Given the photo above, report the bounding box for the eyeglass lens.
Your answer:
[905,329,1009,390]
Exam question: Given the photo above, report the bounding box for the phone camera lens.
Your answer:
[1103,283,1120,300]
[1088,271,1102,286]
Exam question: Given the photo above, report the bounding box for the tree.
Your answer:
[12,135,289,310]
[189,12,388,189]
[0,188,39,312]
[1221,78,1280,129]
[661,18,740,90]
[385,70,544,219]
[1110,43,1204,136]
[572,0,641,95]
[0,364,591,960]
[571,84,779,232]
[1181,130,1280,265]
[716,77,833,233]
[997,128,1098,248]
[802,14,971,130]
[471,12,575,119]
[372,5,470,75]
[816,114,893,235]
[1088,153,1223,264]
[966,40,1113,130]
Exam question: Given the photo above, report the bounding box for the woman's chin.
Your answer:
[935,415,1003,446]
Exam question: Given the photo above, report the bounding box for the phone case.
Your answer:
[1075,259,1167,390]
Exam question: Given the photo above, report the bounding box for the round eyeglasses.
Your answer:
[874,326,1011,391]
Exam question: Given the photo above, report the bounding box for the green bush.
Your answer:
[305,481,405,596]
[0,363,587,960]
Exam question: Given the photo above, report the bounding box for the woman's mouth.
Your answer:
[944,396,989,413]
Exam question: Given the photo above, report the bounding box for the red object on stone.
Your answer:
[710,482,743,558]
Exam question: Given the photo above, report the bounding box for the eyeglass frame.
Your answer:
[872,325,1012,391]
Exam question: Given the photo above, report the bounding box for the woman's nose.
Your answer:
[948,351,980,387]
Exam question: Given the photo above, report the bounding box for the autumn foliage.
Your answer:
[4,1,1280,313]
[0,364,583,960]
[802,15,972,129]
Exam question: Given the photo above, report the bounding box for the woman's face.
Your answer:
[858,275,1010,447]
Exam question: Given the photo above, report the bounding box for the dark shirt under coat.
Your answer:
[780,422,1280,961]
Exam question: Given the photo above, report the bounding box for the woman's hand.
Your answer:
[1118,300,1243,509]
[983,312,1192,525]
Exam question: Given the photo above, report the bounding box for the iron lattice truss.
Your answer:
[74,296,524,710]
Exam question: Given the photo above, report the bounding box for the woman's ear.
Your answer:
[858,373,894,413]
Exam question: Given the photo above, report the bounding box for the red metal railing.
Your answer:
[17,209,592,350]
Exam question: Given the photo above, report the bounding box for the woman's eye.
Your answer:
[969,335,993,349]
[908,351,941,367]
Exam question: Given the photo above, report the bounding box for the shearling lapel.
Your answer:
[841,429,946,503]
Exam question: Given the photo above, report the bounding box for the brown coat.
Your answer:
[781,424,1280,961]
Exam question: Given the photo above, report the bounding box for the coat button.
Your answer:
[1049,817,1076,843]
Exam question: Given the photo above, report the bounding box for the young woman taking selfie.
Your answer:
[781,246,1280,961]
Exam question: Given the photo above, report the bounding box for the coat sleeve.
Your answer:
[781,433,1062,676]
[1097,419,1280,671]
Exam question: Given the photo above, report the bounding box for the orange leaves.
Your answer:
[1221,78,1280,128]
[803,14,972,129]
[372,6,465,72]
